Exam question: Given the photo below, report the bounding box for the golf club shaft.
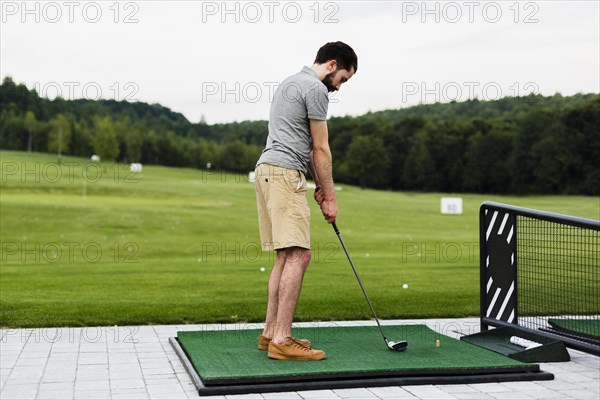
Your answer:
[332,221,389,343]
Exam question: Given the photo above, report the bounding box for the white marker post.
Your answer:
[441,197,463,214]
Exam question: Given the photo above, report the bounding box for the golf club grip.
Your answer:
[332,221,340,235]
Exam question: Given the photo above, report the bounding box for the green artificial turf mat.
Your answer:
[176,324,539,385]
[548,318,600,339]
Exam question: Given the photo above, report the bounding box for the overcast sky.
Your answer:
[1,1,598,124]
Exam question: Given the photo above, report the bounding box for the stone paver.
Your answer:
[0,318,598,400]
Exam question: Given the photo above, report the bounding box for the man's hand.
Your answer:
[314,187,324,205]
[320,198,337,224]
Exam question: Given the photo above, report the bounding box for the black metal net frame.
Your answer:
[480,201,600,355]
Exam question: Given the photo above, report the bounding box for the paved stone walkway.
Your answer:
[1,318,598,399]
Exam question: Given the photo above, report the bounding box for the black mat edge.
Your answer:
[546,320,600,343]
[541,327,600,346]
[169,337,554,397]
[170,337,207,392]
[209,366,542,386]
[173,336,540,386]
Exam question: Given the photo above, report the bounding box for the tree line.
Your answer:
[1,76,598,195]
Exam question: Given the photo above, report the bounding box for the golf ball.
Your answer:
[260,267,266,272]
[402,284,409,289]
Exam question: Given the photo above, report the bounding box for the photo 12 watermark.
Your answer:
[1,161,141,184]
[200,80,340,105]
[1,326,140,344]
[200,1,340,24]
[198,241,339,264]
[1,241,140,264]
[201,81,279,104]
[401,242,478,264]
[190,321,344,344]
[1,1,141,24]
[198,162,334,185]
[33,81,139,102]
[401,81,540,104]
[399,1,540,24]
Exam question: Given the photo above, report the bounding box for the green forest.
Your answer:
[1,76,598,195]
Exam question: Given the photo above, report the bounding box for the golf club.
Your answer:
[332,221,408,352]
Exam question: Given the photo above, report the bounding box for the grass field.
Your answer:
[1,150,598,328]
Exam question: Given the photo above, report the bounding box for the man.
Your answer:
[254,42,358,361]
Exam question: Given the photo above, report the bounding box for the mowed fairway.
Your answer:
[1,150,598,328]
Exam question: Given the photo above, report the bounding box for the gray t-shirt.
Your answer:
[256,66,329,174]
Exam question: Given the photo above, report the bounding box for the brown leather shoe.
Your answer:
[267,337,326,361]
[258,334,311,351]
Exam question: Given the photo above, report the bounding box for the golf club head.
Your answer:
[387,340,408,351]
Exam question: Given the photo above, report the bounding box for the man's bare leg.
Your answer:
[272,247,311,344]
[261,250,286,338]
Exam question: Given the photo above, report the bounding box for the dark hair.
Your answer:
[314,41,358,74]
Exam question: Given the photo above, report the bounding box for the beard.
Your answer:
[322,70,338,93]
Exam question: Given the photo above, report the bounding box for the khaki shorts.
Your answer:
[255,163,310,251]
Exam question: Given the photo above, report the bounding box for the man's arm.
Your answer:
[308,151,324,205]
[310,119,337,223]
[308,151,321,188]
